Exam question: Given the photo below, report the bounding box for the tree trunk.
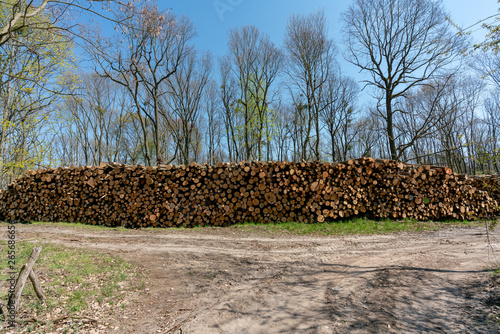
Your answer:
[386,91,397,160]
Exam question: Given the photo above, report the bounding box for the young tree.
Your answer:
[0,0,142,48]
[0,2,73,184]
[342,0,463,160]
[223,25,282,161]
[470,0,500,53]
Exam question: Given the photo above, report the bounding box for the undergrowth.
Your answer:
[0,240,142,332]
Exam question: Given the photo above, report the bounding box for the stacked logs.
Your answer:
[467,175,500,203]
[0,158,498,228]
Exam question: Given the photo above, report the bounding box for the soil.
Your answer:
[12,224,500,333]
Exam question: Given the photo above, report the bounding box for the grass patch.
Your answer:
[489,266,500,326]
[2,218,487,238]
[0,240,141,332]
[229,217,477,236]
[16,220,130,232]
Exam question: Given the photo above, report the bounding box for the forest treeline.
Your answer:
[0,0,499,188]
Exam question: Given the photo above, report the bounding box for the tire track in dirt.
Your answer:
[14,224,500,333]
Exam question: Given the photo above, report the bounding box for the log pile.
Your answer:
[467,174,500,203]
[0,158,498,228]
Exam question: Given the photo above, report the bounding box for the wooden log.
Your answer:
[8,246,43,313]
[28,270,46,303]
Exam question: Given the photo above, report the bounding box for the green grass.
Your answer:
[5,217,485,237]
[228,217,476,236]
[490,266,500,326]
[0,240,140,330]
[17,220,130,232]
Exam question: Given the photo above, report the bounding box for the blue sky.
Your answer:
[160,0,499,58]
[153,0,498,100]
[153,0,498,105]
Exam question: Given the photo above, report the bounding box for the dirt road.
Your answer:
[16,224,500,333]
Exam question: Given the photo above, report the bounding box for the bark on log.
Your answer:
[28,270,46,304]
[0,159,498,227]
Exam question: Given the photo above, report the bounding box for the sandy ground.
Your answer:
[13,224,500,333]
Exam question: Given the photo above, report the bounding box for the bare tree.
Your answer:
[400,75,485,173]
[203,80,224,165]
[352,113,385,159]
[342,0,464,160]
[461,76,487,174]
[288,98,308,161]
[163,51,212,165]
[483,91,500,173]
[132,6,196,165]
[429,79,470,171]
[219,55,241,162]
[320,74,359,162]
[284,9,337,161]
[270,100,293,161]
[392,74,463,162]
[87,4,196,166]
[56,73,131,166]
